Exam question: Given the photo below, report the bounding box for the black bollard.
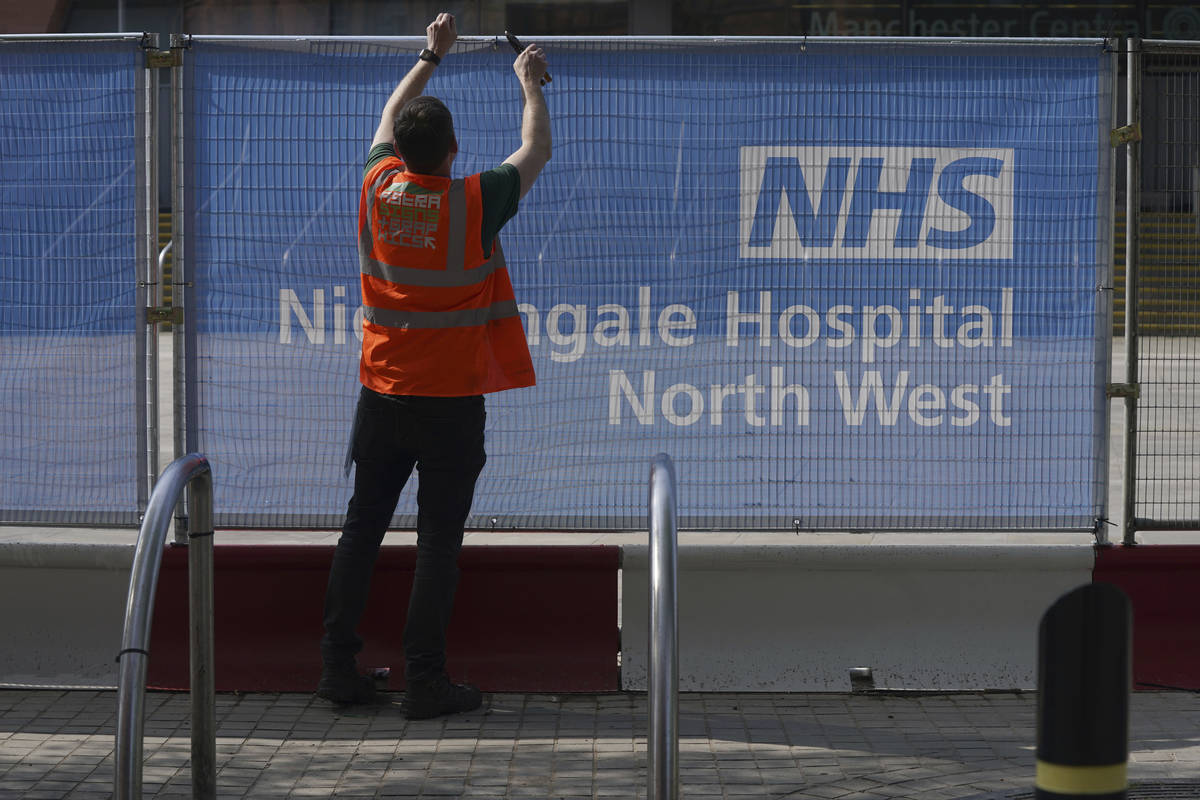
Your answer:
[1036,582,1132,800]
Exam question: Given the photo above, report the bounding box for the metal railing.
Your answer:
[647,453,679,800]
[115,453,215,800]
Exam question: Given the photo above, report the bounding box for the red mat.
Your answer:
[146,544,619,693]
[1094,544,1200,691]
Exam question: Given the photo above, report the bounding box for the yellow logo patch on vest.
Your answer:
[378,182,442,250]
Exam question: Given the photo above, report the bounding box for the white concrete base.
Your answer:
[621,538,1096,692]
[0,531,1098,692]
[0,541,134,688]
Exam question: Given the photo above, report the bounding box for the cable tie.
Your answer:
[115,647,150,663]
[188,530,215,539]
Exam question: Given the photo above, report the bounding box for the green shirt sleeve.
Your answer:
[365,142,396,178]
[478,163,521,258]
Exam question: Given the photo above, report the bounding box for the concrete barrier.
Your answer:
[145,543,619,693]
[1094,544,1200,690]
[0,534,622,692]
[0,532,1125,693]
[621,539,1095,691]
[0,540,133,687]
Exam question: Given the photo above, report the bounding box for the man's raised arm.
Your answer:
[503,45,552,199]
[371,13,457,148]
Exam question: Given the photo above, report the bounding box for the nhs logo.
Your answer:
[739,146,1014,260]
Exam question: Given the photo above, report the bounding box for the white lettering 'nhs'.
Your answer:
[739,146,1014,260]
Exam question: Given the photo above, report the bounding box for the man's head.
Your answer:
[394,96,457,175]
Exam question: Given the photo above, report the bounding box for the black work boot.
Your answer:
[316,663,378,706]
[400,672,482,719]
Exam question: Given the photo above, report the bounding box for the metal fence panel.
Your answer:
[0,35,151,525]
[1130,39,1200,532]
[180,36,1113,530]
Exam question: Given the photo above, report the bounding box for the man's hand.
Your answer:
[427,12,457,59]
[371,13,456,147]
[513,44,548,89]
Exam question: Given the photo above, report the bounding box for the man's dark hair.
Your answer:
[394,96,455,174]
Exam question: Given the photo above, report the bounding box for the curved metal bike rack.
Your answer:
[115,453,216,800]
[648,453,679,800]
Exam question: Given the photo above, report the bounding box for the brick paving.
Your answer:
[0,689,1197,799]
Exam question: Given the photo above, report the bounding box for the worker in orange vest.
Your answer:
[318,12,551,718]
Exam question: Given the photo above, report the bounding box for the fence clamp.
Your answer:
[146,306,183,325]
[1110,124,1142,147]
[1106,382,1140,399]
[146,49,182,69]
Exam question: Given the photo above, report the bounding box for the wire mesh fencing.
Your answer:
[176,36,1114,530]
[1127,39,1200,533]
[0,34,153,525]
[0,35,1126,531]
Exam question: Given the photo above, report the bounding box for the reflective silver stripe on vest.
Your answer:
[361,239,507,286]
[359,166,409,267]
[360,175,505,288]
[363,299,520,330]
[443,179,466,273]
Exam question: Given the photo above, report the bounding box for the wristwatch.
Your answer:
[418,48,441,65]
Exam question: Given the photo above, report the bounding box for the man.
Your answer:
[318,13,551,719]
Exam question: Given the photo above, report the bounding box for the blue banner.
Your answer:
[186,38,1112,529]
[0,38,143,523]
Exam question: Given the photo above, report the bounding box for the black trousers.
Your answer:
[321,386,486,683]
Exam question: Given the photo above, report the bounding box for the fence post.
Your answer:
[169,32,192,542]
[1036,583,1131,800]
[1121,37,1142,547]
[138,33,159,513]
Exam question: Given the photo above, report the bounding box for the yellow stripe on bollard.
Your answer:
[1035,761,1127,795]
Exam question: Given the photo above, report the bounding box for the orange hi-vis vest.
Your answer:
[358,157,535,396]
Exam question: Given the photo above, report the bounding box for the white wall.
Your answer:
[622,539,1096,691]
